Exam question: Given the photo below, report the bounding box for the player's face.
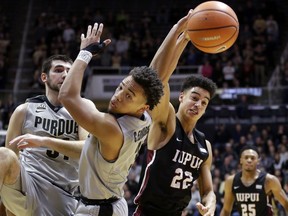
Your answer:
[43,60,72,92]
[108,76,149,116]
[240,149,259,171]
[178,87,210,120]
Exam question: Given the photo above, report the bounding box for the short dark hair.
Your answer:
[180,74,217,99]
[240,144,259,157]
[129,66,164,110]
[42,54,73,74]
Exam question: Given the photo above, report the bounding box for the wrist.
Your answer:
[76,50,93,64]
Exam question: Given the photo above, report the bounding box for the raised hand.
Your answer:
[80,23,111,55]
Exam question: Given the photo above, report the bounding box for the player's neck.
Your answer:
[176,112,196,133]
[46,92,61,106]
[241,169,260,186]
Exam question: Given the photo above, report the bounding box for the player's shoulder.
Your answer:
[227,174,236,182]
[13,102,28,114]
[264,172,282,192]
[25,95,46,103]
[265,173,279,183]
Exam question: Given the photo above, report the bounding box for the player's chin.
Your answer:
[108,105,120,114]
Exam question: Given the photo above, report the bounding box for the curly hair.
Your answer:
[180,74,217,99]
[129,66,164,110]
[42,54,73,74]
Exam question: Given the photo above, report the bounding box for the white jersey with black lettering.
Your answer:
[20,95,79,216]
[79,111,151,200]
[21,95,80,193]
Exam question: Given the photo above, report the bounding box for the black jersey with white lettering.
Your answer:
[134,117,209,216]
[232,171,273,216]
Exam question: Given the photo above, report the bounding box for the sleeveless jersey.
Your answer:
[134,117,209,215]
[232,171,273,216]
[79,111,151,199]
[21,95,80,194]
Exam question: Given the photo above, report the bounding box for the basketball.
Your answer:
[187,1,239,54]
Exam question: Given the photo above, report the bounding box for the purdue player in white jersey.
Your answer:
[59,23,164,216]
[0,55,88,216]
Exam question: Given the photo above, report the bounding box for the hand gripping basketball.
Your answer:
[82,42,106,56]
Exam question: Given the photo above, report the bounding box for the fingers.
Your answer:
[16,141,29,149]
[103,39,112,46]
[9,134,33,146]
[9,134,25,145]
[91,23,99,37]
[86,25,92,38]
[80,33,85,40]
[95,23,103,42]
[196,202,207,215]
[196,202,214,216]
[82,23,103,39]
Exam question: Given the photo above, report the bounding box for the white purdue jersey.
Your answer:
[21,95,80,194]
[79,111,151,199]
[20,95,79,216]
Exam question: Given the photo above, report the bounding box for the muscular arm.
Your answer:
[266,173,288,213]
[196,140,216,215]
[9,128,88,159]
[58,24,121,160]
[5,104,27,156]
[148,11,192,149]
[150,10,192,84]
[220,175,235,216]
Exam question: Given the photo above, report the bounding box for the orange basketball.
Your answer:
[187,1,239,54]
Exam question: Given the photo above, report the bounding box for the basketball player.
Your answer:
[58,23,164,215]
[0,54,88,215]
[133,10,217,216]
[220,145,288,216]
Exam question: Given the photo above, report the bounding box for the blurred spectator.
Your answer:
[222,60,237,87]
[115,34,130,55]
[213,124,231,152]
[253,43,267,86]
[253,14,267,35]
[62,21,75,44]
[235,95,250,119]
[198,59,213,78]
[240,57,254,86]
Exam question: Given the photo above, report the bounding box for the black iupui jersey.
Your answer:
[134,118,209,216]
[232,171,273,216]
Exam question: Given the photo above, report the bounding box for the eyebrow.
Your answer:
[121,81,136,96]
[191,91,210,101]
[53,65,66,70]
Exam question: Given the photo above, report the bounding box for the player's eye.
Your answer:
[126,94,132,99]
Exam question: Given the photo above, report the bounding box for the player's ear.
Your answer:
[41,72,47,82]
[138,105,149,113]
[179,92,184,103]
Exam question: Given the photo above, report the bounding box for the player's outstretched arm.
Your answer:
[150,10,192,84]
[8,130,88,159]
[148,10,192,127]
[266,173,288,214]
[196,140,216,216]
[59,23,113,140]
